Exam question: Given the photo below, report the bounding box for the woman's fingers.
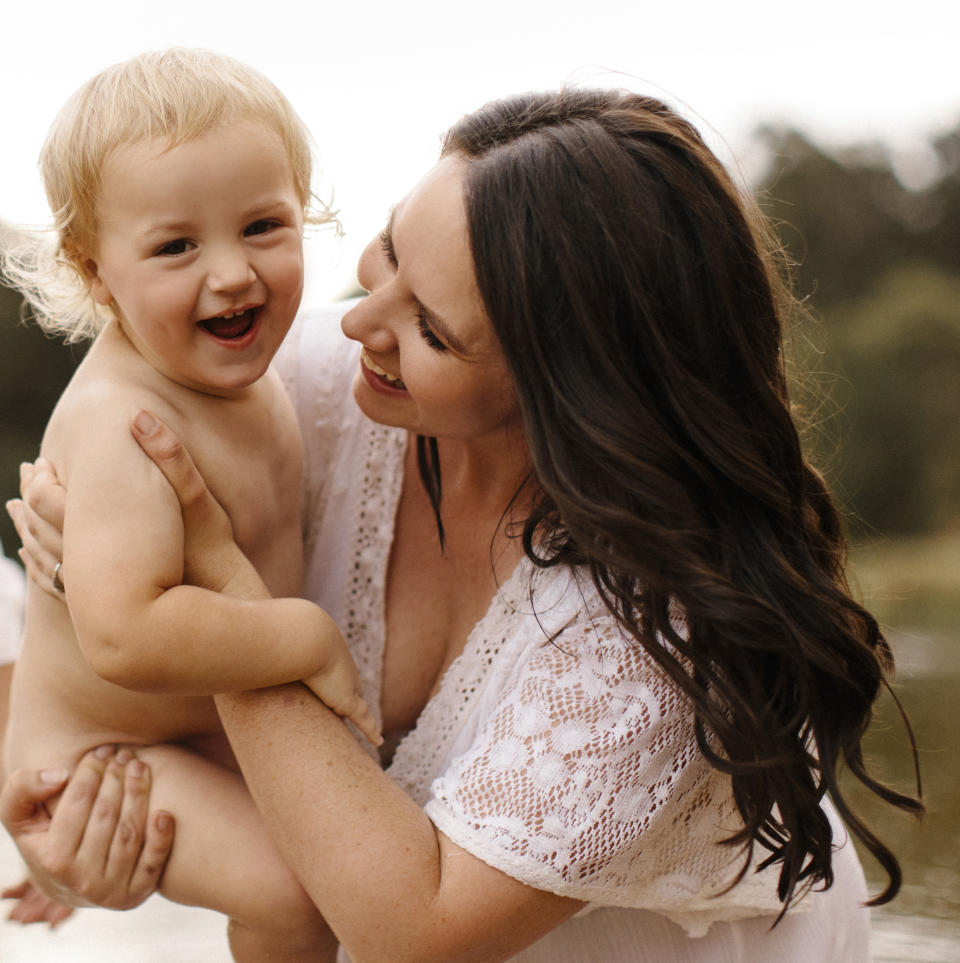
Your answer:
[0,765,70,833]
[130,409,252,594]
[72,750,131,876]
[25,459,67,532]
[131,411,211,512]
[103,755,151,884]
[6,458,68,598]
[8,499,61,599]
[124,808,175,906]
[38,746,115,876]
[96,754,174,909]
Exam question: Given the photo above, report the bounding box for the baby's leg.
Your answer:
[135,743,337,962]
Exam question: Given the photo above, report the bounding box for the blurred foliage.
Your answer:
[2,118,959,559]
[0,279,84,558]
[757,124,960,538]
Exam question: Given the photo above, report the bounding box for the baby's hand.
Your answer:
[301,657,382,748]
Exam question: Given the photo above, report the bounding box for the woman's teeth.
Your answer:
[362,350,406,389]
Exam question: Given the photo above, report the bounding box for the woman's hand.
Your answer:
[6,459,66,599]
[130,411,267,598]
[0,747,174,910]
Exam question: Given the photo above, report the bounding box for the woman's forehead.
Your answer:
[391,157,498,356]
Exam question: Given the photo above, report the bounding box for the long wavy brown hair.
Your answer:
[435,89,922,913]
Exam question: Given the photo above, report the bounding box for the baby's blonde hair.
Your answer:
[2,48,330,342]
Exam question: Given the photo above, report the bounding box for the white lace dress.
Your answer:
[277,306,872,962]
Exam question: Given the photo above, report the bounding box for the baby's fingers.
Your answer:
[3,879,74,927]
[348,696,383,748]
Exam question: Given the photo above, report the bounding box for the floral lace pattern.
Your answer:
[280,306,793,936]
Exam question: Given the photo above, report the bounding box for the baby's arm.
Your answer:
[59,406,375,739]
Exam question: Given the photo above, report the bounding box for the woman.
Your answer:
[3,89,919,961]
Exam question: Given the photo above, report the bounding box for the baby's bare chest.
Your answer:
[184,400,304,598]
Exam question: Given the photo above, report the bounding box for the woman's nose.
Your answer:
[340,295,397,354]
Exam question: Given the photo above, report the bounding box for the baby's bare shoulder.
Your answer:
[41,358,183,468]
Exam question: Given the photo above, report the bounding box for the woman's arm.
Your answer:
[132,412,584,963]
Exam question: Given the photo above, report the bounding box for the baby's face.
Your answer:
[84,119,304,397]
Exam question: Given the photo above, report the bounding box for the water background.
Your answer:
[847,536,960,960]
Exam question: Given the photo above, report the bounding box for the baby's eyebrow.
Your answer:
[139,219,193,238]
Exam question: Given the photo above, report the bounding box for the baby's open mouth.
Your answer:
[200,308,259,339]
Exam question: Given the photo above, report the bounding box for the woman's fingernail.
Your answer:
[115,749,133,765]
[94,744,115,759]
[133,411,158,436]
[128,759,145,778]
[40,769,70,785]
[155,811,173,832]
[19,463,33,482]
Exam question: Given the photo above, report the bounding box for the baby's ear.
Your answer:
[80,254,112,306]
[64,241,112,306]
[86,260,113,306]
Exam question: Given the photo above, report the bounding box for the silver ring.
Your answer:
[52,561,65,594]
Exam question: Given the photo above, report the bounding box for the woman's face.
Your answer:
[341,155,521,442]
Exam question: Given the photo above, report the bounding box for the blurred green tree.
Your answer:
[0,279,83,559]
[759,127,960,538]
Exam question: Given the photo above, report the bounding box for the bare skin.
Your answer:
[4,123,378,960]
[3,157,588,961]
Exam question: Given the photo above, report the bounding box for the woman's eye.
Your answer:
[155,238,193,257]
[245,219,280,237]
[417,311,446,351]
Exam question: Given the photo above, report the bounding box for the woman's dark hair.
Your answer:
[436,88,922,913]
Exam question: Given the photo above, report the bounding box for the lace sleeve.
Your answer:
[423,611,784,929]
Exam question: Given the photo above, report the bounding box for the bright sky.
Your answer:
[2,0,957,300]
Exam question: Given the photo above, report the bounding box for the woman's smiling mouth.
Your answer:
[361,348,407,390]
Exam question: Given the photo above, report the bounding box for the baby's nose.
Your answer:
[207,248,256,293]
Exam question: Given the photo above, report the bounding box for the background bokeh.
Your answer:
[1,1,958,958]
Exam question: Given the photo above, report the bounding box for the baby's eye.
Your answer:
[244,219,281,237]
[154,238,194,257]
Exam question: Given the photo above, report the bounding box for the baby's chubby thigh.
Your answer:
[133,743,326,937]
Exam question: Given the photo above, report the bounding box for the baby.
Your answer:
[2,49,377,959]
